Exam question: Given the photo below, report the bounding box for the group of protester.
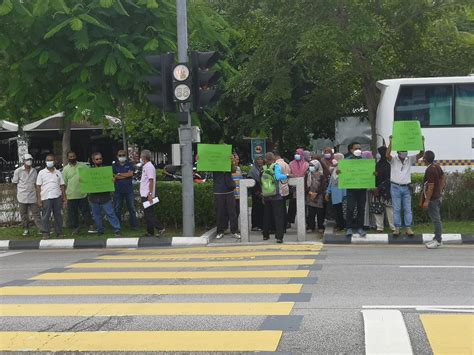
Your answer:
[12,149,164,239]
[214,139,446,249]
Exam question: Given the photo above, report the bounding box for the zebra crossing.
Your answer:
[0,243,323,352]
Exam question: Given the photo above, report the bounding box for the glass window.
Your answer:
[455,84,474,125]
[395,85,453,126]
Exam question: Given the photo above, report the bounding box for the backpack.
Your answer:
[261,163,277,197]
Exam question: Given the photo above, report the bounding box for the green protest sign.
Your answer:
[197,144,232,172]
[338,159,375,189]
[392,120,423,151]
[79,166,115,194]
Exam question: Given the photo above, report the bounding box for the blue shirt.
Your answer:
[113,162,134,194]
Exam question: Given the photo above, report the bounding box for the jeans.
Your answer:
[141,197,163,235]
[67,197,93,229]
[90,200,121,233]
[114,192,139,229]
[346,189,366,229]
[41,197,63,236]
[263,198,285,240]
[19,203,42,231]
[215,192,238,234]
[428,199,442,242]
[391,184,413,228]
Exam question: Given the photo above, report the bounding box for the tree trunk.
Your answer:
[62,117,71,166]
[361,76,378,154]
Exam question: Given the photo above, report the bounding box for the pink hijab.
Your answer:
[290,148,309,177]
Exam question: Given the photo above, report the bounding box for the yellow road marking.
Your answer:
[31,270,310,280]
[119,244,323,253]
[97,251,319,260]
[0,284,302,296]
[67,259,315,268]
[421,314,474,354]
[0,331,282,352]
[0,302,294,316]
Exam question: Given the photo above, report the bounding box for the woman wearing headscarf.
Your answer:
[326,153,346,231]
[248,155,265,231]
[362,150,376,229]
[305,160,326,232]
[287,148,309,226]
[373,146,395,233]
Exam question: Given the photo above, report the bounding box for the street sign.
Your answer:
[251,138,266,161]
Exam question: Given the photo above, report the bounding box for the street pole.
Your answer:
[176,0,195,237]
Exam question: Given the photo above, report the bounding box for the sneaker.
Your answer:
[71,227,80,236]
[393,228,400,237]
[376,229,384,233]
[406,227,414,236]
[251,227,262,232]
[216,233,224,240]
[346,229,353,237]
[88,226,98,234]
[42,233,50,240]
[157,228,166,236]
[357,229,367,237]
[232,233,241,240]
[276,239,283,244]
[318,228,325,233]
[306,229,313,233]
[263,236,270,240]
[425,240,442,249]
[114,231,121,237]
[22,230,29,237]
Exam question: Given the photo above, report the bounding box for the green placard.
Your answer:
[197,144,232,172]
[392,120,423,151]
[79,166,115,194]
[338,159,375,189]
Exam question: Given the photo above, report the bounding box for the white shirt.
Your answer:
[389,155,418,185]
[36,168,65,201]
[12,166,38,204]
[140,161,156,197]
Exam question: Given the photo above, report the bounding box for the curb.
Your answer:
[0,232,211,251]
[323,233,474,245]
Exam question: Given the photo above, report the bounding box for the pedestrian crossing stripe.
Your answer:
[96,251,320,260]
[0,331,282,352]
[67,259,316,268]
[1,302,295,316]
[31,270,310,280]
[420,314,474,354]
[0,284,303,296]
[119,244,323,253]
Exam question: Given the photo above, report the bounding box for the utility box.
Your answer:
[171,144,181,166]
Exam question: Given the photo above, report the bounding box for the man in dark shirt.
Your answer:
[421,151,446,249]
[113,150,139,230]
[89,152,121,236]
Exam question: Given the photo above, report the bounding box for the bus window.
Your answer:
[394,85,453,126]
[455,84,474,125]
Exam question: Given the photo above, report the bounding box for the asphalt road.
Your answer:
[0,243,473,354]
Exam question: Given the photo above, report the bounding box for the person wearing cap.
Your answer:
[386,135,424,237]
[12,154,42,236]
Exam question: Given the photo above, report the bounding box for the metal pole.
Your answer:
[176,0,195,237]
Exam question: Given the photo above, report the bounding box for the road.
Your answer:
[0,243,473,353]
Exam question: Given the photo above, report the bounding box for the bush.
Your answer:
[411,170,474,223]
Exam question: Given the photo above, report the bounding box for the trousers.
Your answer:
[141,197,163,235]
[391,184,413,228]
[374,206,395,231]
[67,197,93,229]
[41,197,63,236]
[346,189,366,229]
[307,205,325,231]
[19,203,42,230]
[428,199,442,242]
[215,192,238,234]
[263,198,285,240]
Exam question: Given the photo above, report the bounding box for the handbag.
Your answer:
[369,194,385,214]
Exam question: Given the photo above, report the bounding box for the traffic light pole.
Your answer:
[176,0,195,237]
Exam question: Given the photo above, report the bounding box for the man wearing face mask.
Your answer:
[63,151,95,234]
[113,150,139,230]
[386,136,424,237]
[288,148,309,226]
[344,142,367,237]
[12,154,42,236]
[36,154,66,239]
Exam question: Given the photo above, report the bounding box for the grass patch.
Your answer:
[410,221,474,234]
[0,225,208,241]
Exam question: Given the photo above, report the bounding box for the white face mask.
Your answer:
[353,149,362,157]
[332,159,338,166]
[46,161,54,168]
[294,154,301,161]
[24,160,33,166]
[309,166,316,173]
[140,158,144,164]
[118,157,127,163]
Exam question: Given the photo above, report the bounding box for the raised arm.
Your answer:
[386,136,393,161]
[416,136,425,160]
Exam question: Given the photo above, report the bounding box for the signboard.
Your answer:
[338,159,375,189]
[392,121,423,151]
[79,166,115,194]
[251,138,266,161]
[197,144,232,172]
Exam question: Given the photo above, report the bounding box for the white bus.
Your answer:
[376,76,474,172]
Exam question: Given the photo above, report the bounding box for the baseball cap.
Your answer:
[23,153,33,160]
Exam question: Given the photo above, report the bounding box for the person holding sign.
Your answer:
[140,150,165,237]
[88,152,121,237]
[386,135,424,237]
[35,154,66,239]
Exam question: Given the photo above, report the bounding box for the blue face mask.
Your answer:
[140,158,144,164]
[309,166,316,173]
[294,154,301,161]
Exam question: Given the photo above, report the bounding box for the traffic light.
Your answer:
[190,51,221,111]
[172,64,192,103]
[145,53,175,112]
